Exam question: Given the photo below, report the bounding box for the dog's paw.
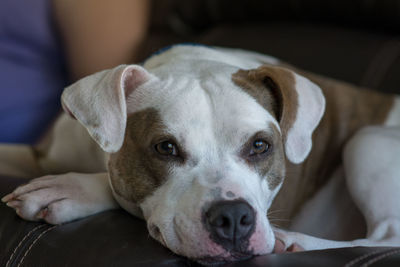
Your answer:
[1,172,117,224]
[273,229,305,253]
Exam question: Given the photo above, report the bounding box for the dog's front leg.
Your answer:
[2,172,118,224]
[273,227,400,253]
[273,228,362,252]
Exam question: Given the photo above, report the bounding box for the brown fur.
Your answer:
[274,72,395,226]
[232,64,395,229]
[261,123,286,190]
[239,123,285,190]
[232,70,281,120]
[108,108,170,204]
[233,67,299,143]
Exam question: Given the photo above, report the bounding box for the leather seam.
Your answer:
[5,224,47,267]
[360,248,400,267]
[16,225,57,267]
[344,247,396,267]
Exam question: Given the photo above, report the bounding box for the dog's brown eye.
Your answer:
[155,141,178,156]
[249,140,269,156]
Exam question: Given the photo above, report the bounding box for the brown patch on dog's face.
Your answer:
[233,71,280,120]
[232,66,301,189]
[240,123,285,190]
[232,66,298,142]
[108,108,171,204]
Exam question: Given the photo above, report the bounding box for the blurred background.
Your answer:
[1,0,399,144]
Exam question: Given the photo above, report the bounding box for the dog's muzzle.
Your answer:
[203,199,256,252]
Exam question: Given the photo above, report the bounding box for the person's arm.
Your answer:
[53,0,150,81]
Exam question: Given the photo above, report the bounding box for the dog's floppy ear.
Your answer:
[61,65,156,153]
[235,65,325,164]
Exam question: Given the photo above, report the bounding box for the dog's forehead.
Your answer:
[126,57,281,151]
[157,66,280,146]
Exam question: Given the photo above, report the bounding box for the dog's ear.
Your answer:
[61,65,157,153]
[235,65,325,164]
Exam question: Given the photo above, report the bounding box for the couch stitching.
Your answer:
[16,225,57,267]
[360,248,400,267]
[5,224,47,267]
[343,248,395,267]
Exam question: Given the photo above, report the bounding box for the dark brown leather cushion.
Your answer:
[1,176,400,266]
[0,176,189,267]
[152,0,400,33]
[142,22,400,95]
[199,23,400,93]
[169,0,400,32]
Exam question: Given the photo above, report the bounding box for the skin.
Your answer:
[53,0,150,81]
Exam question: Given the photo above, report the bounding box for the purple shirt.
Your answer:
[0,0,68,143]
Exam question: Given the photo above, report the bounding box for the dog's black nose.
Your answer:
[204,200,255,250]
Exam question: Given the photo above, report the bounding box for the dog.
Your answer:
[1,44,400,264]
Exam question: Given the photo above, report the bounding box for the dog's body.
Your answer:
[2,45,400,264]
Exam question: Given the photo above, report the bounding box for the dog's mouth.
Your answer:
[194,251,254,266]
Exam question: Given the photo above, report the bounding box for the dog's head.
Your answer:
[61,46,325,264]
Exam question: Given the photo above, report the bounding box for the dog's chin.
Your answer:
[194,252,254,266]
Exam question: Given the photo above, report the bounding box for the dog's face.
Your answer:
[108,63,285,262]
[62,47,325,264]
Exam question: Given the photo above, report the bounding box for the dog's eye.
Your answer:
[249,140,270,156]
[155,141,179,156]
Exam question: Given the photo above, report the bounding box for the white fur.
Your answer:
[128,58,282,258]
[3,44,400,263]
[385,96,400,126]
[276,126,400,251]
[144,45,279,72]
[285,74,326,164]
[3,173,118,224]
[62,65,156,153]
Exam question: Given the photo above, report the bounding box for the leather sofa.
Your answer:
[1,1,400,266]
[1,176,400,266]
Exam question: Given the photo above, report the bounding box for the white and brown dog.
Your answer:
[1,44,400,264]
